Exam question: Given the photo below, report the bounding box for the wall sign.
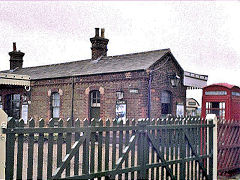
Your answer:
[129,89,139,94]
[21,104,28,124]
[176,104,184,116]
[232,92,240,96]
[205,91,227,96]
[116,101,127,124]
[188,102,196,105]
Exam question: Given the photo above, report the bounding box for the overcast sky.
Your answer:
[0,1,239,89]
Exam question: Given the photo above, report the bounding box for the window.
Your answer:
[90,90,100,107]
[4,94,21,119]
[51,93,60,119]
[161,91,172,115]
[206,102,225,120]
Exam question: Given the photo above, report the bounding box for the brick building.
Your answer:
[0,28,193,124]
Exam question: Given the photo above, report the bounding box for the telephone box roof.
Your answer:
[204,83,240,90]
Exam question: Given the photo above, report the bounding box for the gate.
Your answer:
[217,119,240,176]
[0,112,216,179]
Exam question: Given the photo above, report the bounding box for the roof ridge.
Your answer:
[1,48,170,71]
[8,58,92,71]
[105,48,170,59]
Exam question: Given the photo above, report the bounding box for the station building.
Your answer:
[0,28,207,124]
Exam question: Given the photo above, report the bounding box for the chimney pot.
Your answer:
[13,42,16,51]
[101,28,105,38]
[95,28,99,37]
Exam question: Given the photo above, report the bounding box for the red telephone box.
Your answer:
[202,83,240,120]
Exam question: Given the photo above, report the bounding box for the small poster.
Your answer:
[116,101,127,124]
[21,104,28,124]
[176,104,184,117]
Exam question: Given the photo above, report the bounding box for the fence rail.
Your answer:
[0,114,216,180]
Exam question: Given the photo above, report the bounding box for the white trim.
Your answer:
[0,73,30,86]
[0,109,7,179]
[206,114,218,180]
[184,71,208,89]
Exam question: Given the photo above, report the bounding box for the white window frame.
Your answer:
[90,90,100,107]
[51,92,60,119]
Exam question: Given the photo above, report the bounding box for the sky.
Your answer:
[0,1,239,97]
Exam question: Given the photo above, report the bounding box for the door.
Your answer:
[4,94,21,119]
[90,90,100,120]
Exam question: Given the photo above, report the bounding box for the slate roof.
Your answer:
[1,49,172,80]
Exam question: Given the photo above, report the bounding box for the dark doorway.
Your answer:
[4,94,21,120]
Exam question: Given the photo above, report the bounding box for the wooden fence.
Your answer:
[217,119,240,176]
[0,111,216,179]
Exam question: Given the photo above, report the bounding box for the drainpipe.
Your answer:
[147,71,153,119]
[71,77,75,126]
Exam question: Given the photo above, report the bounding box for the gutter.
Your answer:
[71,77,75,126]
[147,70,153,119]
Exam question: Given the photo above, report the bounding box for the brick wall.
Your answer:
[29,78,73,122]
[149,53,186,118]
[29,71,148,123]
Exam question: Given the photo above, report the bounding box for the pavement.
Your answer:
[219,172,240,180]
[231,170,240,180]
[232,174,240,180]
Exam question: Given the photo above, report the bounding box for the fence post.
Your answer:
[206,114,217,180]
[5,117,16,180]
[0,109,7,179]
[137,119,147,179]
[180,127,186,179]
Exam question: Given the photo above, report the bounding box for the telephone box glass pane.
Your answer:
[206,101,225,120]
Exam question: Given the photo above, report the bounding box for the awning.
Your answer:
[0,73,30,86]
[184,71,208,89]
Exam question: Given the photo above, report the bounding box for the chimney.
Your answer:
[90,28,109,60]
[9,42,25,70]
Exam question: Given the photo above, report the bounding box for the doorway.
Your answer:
[90,90,100,120]
[4,94,21,119]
